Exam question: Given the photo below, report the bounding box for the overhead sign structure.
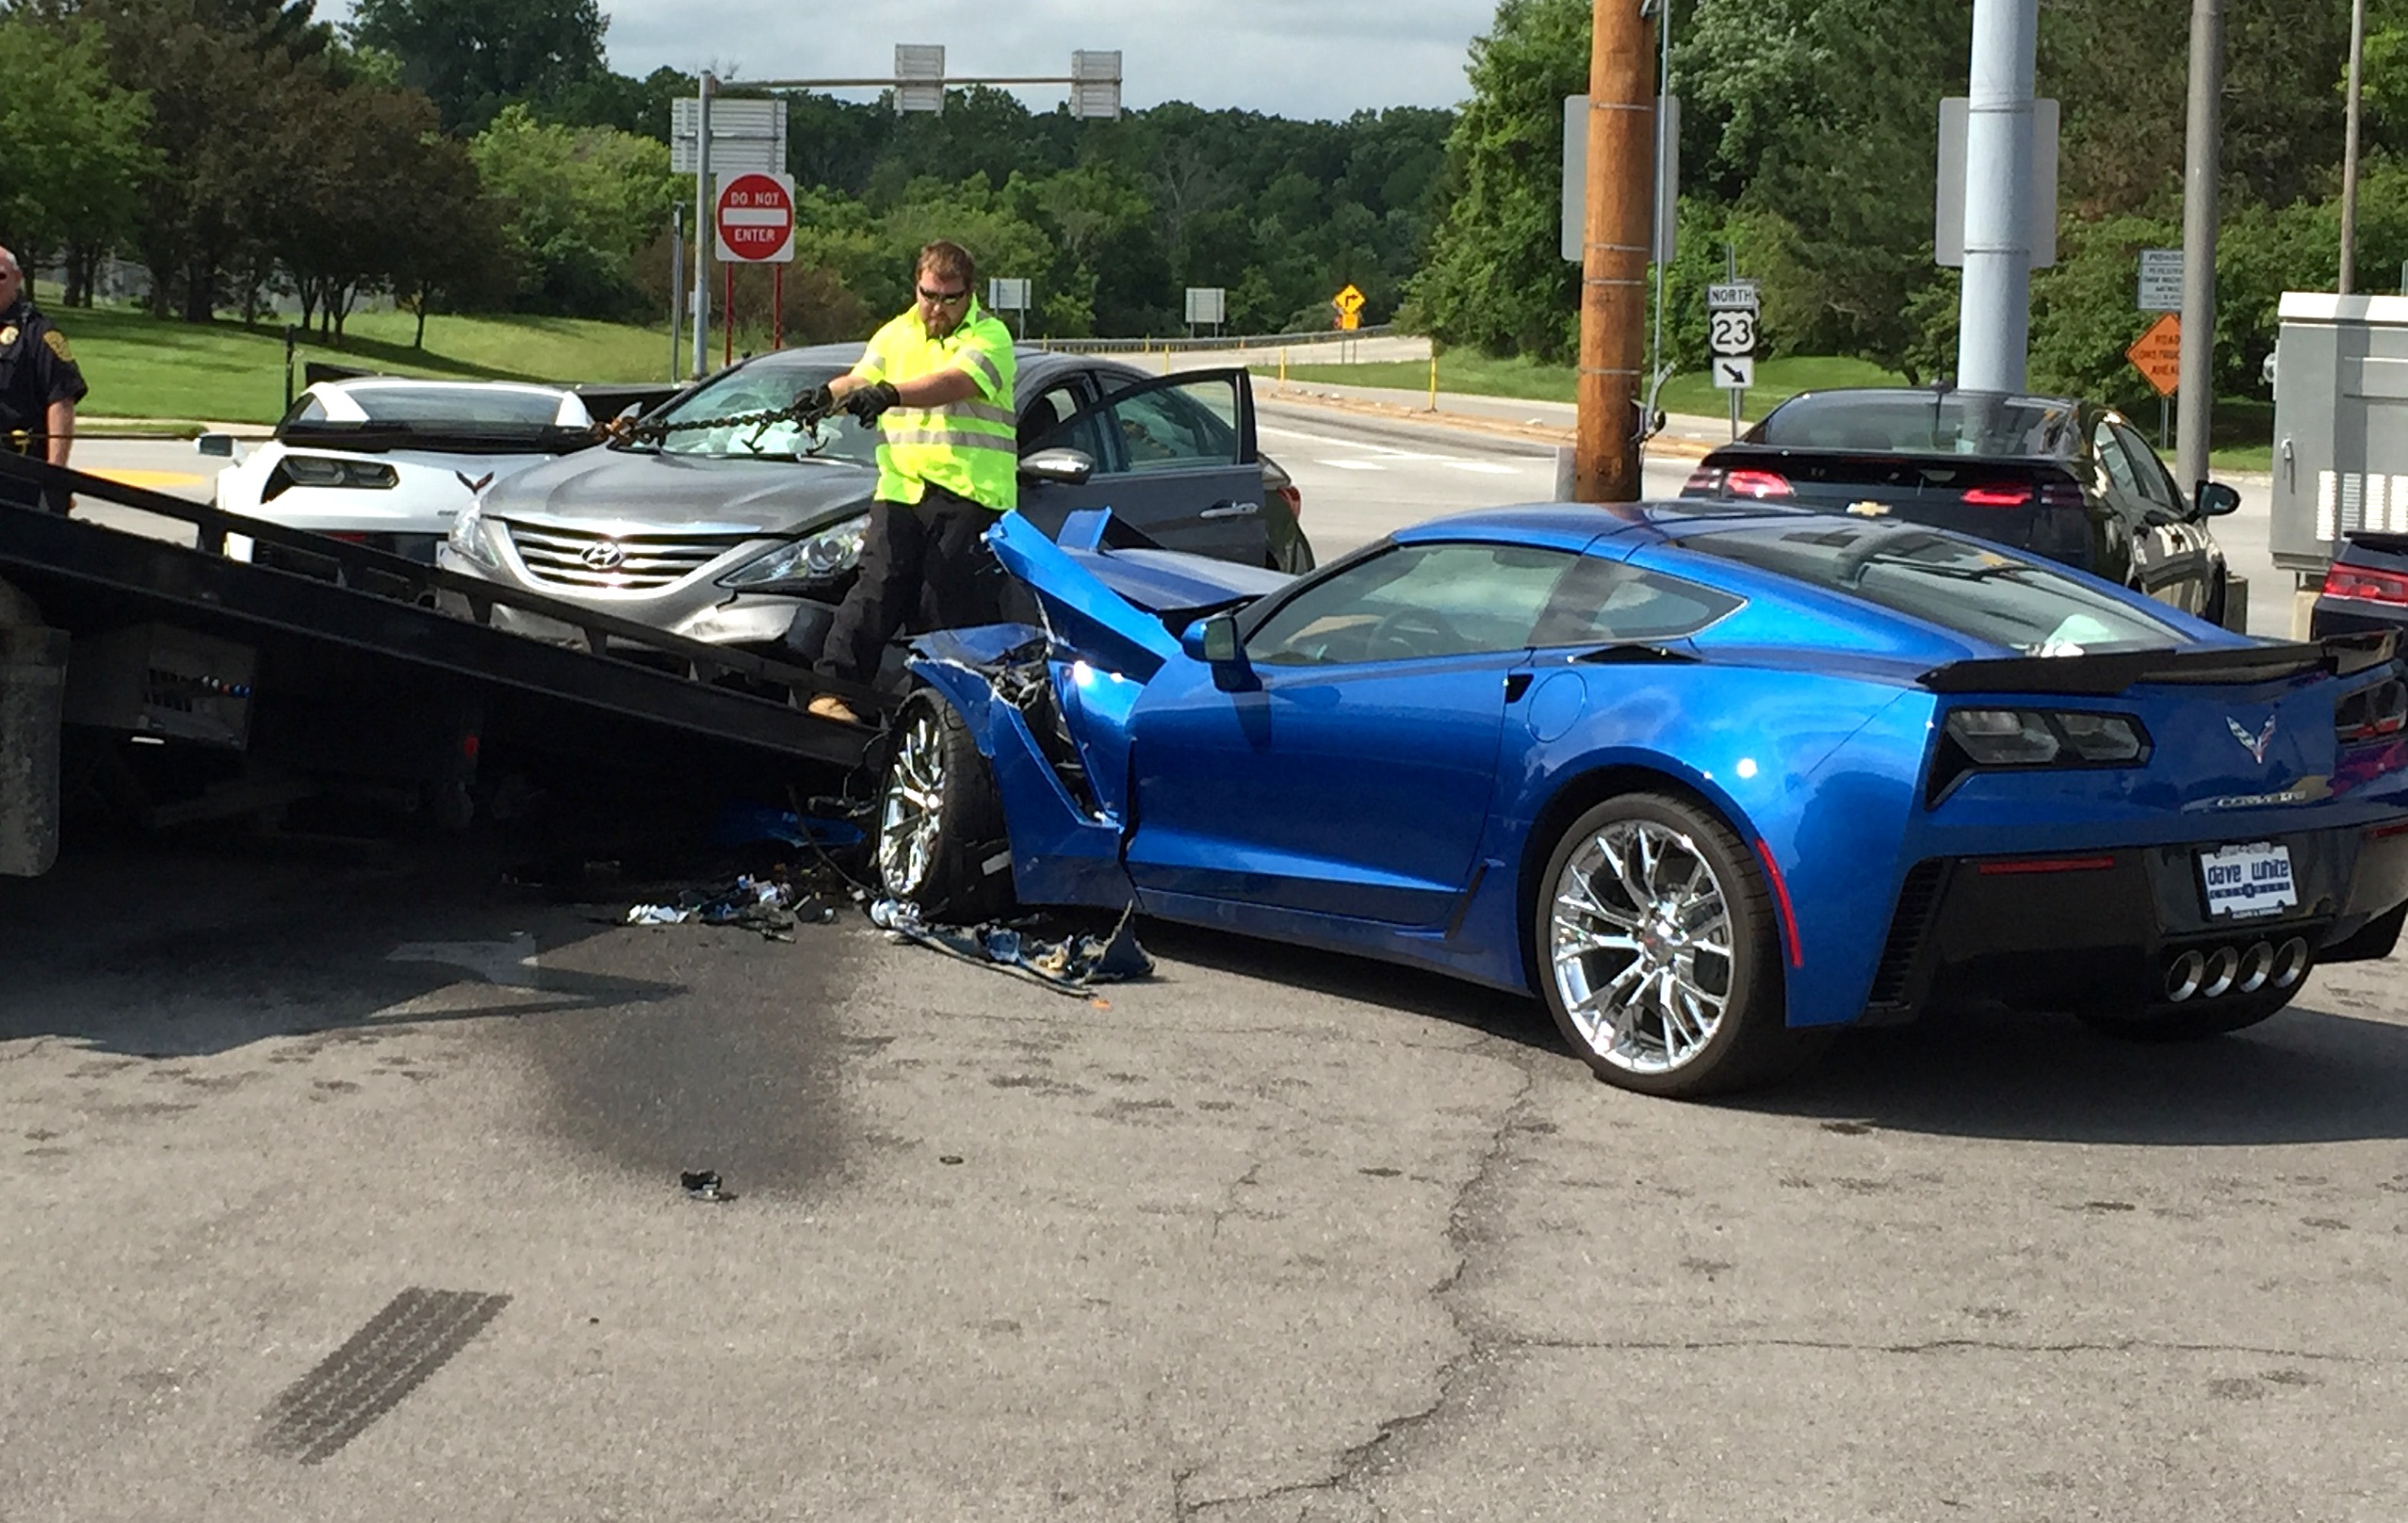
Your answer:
[2127,312,2184,397]
[715,172,795,263]
[673,98,788,175]
[2139,249,2185,313]
[1332,284,1366,332]
[1560,95,1679,265]
[1934,97,2060,269]
[896,44,947,114]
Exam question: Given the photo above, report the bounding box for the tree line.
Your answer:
[1413,0,2408,408]
[0,0,1453,349]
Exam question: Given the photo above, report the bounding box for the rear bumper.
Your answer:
[1863,823,2408,1022]
[2309,596,2408,641]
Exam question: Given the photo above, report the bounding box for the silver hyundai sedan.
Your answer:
[436,344,1311,667]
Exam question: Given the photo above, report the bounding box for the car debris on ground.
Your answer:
[868,899,1154,994]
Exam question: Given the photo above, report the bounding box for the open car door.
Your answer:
[1016,368,1270,566]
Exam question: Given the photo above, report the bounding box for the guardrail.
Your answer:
[1033,325,1403,355]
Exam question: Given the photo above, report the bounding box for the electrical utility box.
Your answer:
[2269,292,2408,575]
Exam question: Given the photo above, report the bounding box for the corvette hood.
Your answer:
[986,510,1288,681]
[480,446,875,536]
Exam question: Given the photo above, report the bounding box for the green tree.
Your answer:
[349,0,608,132]
[470,104,678,317]
[0,12,155,304]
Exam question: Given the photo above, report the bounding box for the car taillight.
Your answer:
[1722,469,1793,500]
[1681,465,1723,494]
[2037,478,2086,510]
[1961,481,2033,508]
[2323,562,2408,607]
[2336,678,2408,743]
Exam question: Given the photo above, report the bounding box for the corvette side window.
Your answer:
[1528,559,1742,646]
[1246,543,1575,667]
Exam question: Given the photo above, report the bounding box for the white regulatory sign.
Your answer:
[1706,282,1760,312]
[2199,841,2297,918]
[2138,249,2184,313]
[1713,356,1756,391]
[1709,309,1758,357]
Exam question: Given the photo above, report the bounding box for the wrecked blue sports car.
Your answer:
[874,503,2408,1097]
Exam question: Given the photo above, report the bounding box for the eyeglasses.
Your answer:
[917,286,968,305]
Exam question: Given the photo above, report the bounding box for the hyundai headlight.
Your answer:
[719,514,869,589]
[446,502,501,570]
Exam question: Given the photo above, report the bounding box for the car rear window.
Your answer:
[345,386,568,426]
[1680,524,2187,656]
[1755,393,2077,457]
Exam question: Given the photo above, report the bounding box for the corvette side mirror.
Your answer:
[195,432,236,458]
[1182,611,1257,691]
[2193,479,2241,518]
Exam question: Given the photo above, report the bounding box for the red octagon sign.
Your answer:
[715,172,795,264]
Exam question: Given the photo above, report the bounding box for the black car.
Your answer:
[2311,531,2408,640]
[1680,388,2240,625]
[439,344,1312,664]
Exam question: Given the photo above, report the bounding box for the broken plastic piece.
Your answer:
[679,1170,733,1202]
[626,903,691,926]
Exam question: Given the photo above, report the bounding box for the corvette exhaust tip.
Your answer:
[2165,949,2206,1003]
[2201,946,2242,999]
[2273,938,2311,990]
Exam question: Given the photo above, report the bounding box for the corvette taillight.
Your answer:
[2336,678,2408,743]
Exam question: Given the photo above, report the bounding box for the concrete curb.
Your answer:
[1256,386,1720,461]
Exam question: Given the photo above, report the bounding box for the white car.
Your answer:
[202,378,597,564]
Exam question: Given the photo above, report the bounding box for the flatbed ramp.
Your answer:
[0,456,881,870]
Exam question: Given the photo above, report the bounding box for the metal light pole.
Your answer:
[1956,0,2040,393]
[2175,0,2222,494]
[2341,0,2368,294]
[690,72,714,381]
[1572,0,1654,503]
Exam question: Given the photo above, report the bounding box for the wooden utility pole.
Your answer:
[1573,0,1655,503]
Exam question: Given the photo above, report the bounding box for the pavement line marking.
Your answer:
[386,932,540,988]
[85,468,204,489]
[1320,460,1387,471]
[1443,462,1522,475]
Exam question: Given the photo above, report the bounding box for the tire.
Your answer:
[872,691,1017,922]
[2077,986,2298,1041]
[1533,792,1825,1098]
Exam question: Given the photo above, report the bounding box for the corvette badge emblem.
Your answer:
[454,470,495,494]
[2227,714,2277,764]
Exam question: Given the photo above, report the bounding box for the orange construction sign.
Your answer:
[2126,312,2183,397]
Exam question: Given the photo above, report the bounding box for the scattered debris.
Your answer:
[679,1170,733,1202]
[869,899,1154,995]
[938,1156,964,1166]
[622,868,847,941]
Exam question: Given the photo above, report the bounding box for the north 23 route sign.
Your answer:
[1707,280,1759,391]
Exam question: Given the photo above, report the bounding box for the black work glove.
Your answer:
[843,381,902,425]
[795,382,837,422]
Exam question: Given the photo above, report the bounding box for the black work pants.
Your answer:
[816,484,1007,684]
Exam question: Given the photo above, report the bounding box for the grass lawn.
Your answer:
[38,292,677,427]
[1259,348,2278,473]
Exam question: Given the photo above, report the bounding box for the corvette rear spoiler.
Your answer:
[1917,630,2399,695]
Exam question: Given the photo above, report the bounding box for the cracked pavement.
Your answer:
[5,844,2408,1519]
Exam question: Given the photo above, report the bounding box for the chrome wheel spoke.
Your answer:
[1550,815,1740,1077]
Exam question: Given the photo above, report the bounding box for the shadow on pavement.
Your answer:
[1765,995,2408,1146]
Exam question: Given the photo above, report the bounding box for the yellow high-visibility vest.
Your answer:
[854,301,1018,511]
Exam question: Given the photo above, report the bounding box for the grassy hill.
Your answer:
[41,296,677,427]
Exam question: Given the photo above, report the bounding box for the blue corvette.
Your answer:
[872,502,2408,1097]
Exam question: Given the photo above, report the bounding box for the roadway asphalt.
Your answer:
[5,404,2405,1520]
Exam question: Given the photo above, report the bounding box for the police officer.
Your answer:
[805,239,1018,726]
[0,246,88,515]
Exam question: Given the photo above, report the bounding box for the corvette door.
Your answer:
[1124,541,1579,927]
[1017,368,1268,564]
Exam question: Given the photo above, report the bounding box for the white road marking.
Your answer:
[1442,462,1522,475]
[1321,460,1387,471]
[386,932,541,988]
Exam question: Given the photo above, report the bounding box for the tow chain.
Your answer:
[606,392,838,447]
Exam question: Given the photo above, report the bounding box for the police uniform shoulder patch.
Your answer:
[41,330,72,363]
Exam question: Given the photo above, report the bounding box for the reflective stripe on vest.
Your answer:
[871,309,1020,511]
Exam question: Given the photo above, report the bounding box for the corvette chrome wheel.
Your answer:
[1549,818,1736,1077]
[877,705,949,899]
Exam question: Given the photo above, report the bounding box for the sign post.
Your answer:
[2127,312,2184,446]
[714,171,795,363]
[1707,267,1760,441]
[987,278,1031,340]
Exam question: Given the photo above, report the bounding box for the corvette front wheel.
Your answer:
[1535,793,1822,1098]
[873,692,1016,922]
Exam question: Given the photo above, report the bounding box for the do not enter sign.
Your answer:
[715,171,795,264]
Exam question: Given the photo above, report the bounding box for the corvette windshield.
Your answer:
[641,366,880,463]
[1682,525,2187,656]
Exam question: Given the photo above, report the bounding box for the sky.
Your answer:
[341,1,1504,122]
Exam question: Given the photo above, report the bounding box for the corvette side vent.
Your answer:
[1867,860,1947,1008]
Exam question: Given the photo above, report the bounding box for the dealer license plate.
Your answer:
[2198,841,2298,918]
